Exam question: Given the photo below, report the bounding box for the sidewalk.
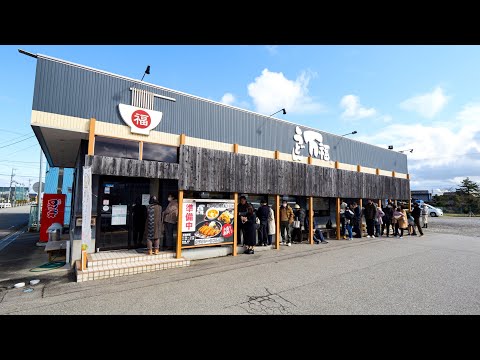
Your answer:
[0,230,73,289]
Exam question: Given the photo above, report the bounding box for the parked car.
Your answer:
[0,202,12,208]
[424,203,443,217]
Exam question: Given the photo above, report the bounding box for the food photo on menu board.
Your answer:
[181,200,235,247]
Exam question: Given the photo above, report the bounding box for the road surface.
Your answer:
[1,220,479,315]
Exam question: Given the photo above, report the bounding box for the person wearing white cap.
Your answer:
[292,204,306,244]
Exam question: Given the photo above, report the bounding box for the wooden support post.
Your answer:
[274,150,280,160]
[409,198,412,212]
[376,168,380,175]
[308,156,313,165]
[335,161,339,169]
[233,143,239,153]
[378,199,382,208]
[88,118,96,156]
[309,196,314,245]
[407,173,410,180]
[336,197,341,240]
[358,198,363,237]
[275,195,280,250]
[394,200,397,207]
[357,164,361,172]
[139,141,143,160]
[392,171,396,177]
[180,133,186,146]
[81,250,87,271]
[176,190,184,259]
[233,193,238,256]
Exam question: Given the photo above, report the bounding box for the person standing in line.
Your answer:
[382,202,394,237]
[256,199,270,246]
[279,200,294,246]
[132,197,147,247]
[344,206,354,240]
[351,202,361,238]
[364,199,376,238]
[393,206,407,239]
[421,204,429,228]
[375,204,385,238]
[144,196,164,255]
[237,196,250,245]
[162,193,178,250]
[267,204,276,246]
[411,202,424,236]
[242,205,257,254]
[340,199,347,239]
[292,204,306,243]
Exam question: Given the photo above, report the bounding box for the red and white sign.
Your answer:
[118,104,163,135]
[39,194,66,242]
[182,201,196,232]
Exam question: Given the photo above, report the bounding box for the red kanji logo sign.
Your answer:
[131,109,151,129]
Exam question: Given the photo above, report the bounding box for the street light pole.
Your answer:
[7,168,15,204]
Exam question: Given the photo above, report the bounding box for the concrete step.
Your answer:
[87,249,175,268]
[76,257,190,282]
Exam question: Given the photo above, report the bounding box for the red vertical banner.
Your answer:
[39,194,66,242]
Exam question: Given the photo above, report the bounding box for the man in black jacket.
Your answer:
[256,199,270,246]
[364,199,377,238]
[237,196,250,245]
[411,203,424,236]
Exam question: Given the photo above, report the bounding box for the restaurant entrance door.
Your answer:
[96,176,150,251]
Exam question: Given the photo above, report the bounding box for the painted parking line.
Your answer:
[0,228,26,252]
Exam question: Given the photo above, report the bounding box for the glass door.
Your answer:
[97,176,150,250]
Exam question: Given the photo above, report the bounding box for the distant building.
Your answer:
[0,186,29,204]
[411,190,432,202]
[442,191,457,197]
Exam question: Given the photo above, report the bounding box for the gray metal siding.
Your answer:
[33,57,408,173]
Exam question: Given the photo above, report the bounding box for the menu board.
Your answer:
[181,199,235,247]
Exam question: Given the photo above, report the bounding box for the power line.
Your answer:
[0,160,39,164]
[2,132,33,144]
[0,135,35,149]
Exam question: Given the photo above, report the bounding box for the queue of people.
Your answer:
[131,194,179,255]
[339,199,429,239]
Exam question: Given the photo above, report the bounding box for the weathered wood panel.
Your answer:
[177,145,410,199]
[85,155,179,179]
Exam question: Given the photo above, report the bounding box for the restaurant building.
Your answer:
[23,51,410,281]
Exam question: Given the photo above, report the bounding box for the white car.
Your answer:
[0,202,12,208]
[424,204,443,217]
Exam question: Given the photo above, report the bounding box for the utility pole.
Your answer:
[37,151,44,231]
[7,168,15,204]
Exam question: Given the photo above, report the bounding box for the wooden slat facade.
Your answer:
[85,146,410,200]
[178,145,410,199]
[85,155,179,179]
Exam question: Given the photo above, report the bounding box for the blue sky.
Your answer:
[1,45,480,193]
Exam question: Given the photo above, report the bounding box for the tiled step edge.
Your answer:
[76,258,190,282]
[88,252,175,268]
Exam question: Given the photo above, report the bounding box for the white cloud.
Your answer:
[356,103,480,190]
[340,95,377,120]
[265,45,278,55]
[399,86,450,118]
[221,92,236,106]
[247,68,325,115]
[381,115,393,123]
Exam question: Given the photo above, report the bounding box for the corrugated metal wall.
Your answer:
[33,56,408,173]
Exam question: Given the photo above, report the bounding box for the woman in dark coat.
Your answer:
[241,205,257,254]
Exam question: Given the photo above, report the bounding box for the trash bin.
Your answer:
[47,223,63,242]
